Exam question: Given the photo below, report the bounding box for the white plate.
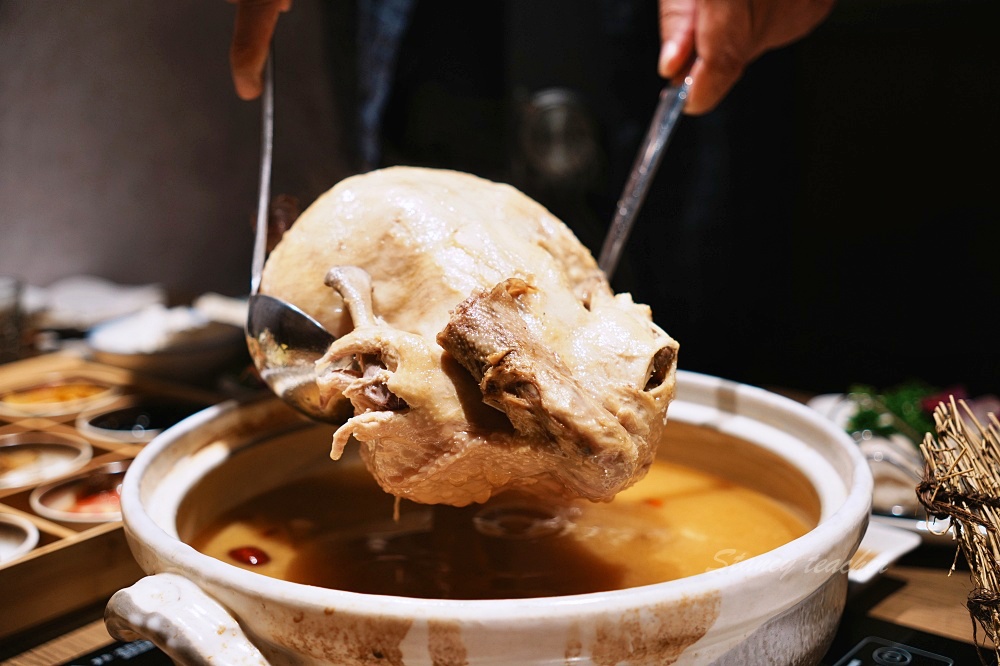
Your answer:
[848,519,923,584]
[807,393,953,544]
[871,512,955,546]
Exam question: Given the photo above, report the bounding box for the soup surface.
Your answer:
[189,458,812,599]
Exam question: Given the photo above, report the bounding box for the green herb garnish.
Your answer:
[845,381,938,447]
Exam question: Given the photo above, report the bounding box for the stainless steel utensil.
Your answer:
[244,50,338,423]
[597,76,691,279]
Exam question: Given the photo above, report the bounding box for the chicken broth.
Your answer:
[188,457,812,600]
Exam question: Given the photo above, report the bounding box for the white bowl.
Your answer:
[0,512,40,564]
[76,395,213,445]
[0,431,93,490]
[0,374,119,418]
[88,320,246,385]
[105,371,872,665]
[29,459,130,524]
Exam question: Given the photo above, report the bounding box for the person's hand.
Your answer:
[657,0,836,114]
[229,0,293,101]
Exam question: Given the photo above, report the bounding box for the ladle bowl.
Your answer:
[245,293,337,423]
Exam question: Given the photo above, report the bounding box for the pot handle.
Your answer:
[105,572,269,665]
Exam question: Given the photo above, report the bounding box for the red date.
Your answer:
[228,546,271,566]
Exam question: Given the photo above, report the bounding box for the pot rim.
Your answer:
[120,370,872,622]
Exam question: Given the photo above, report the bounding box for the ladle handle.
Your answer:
[597,76,690,280]
[250,48,275,295]
[105,573,268,665]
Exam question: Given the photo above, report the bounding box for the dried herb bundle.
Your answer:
[918,397,1000,660]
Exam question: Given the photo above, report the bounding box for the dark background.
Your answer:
[375,0,1000,397]
[1,0,996,397]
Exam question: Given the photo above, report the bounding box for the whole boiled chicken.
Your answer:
[260,167,678,506]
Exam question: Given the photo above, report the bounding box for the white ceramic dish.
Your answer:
[88,316,246,385]
[847,520,922,585]
[870,513,955,546]
[105,371,872,665]
[76,396,211,445]
[0,431,93,490]
[29,459,130,524]
[0,511,40,564]
[0,374,118,418]
[807,393,950,546]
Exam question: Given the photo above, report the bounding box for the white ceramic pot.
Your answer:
[105,371,872,665]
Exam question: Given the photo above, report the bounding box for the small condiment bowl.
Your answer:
[0,431,93,490]
[29,459,130,524]
[0,512,40,564]
[76,396,212,445]
[0,375,118,419]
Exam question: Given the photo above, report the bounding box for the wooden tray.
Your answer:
[0,352,224,640]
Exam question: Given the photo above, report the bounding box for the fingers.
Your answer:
[657,0,752,115]
[657,0,696,79]
[684,0,753,115]
[230,0,292,100]
[658,0,836,115]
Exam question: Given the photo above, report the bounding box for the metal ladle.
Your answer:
[597,76,691,279]
[244,51,338,423]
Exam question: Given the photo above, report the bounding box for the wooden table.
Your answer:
[867,563,980,644]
